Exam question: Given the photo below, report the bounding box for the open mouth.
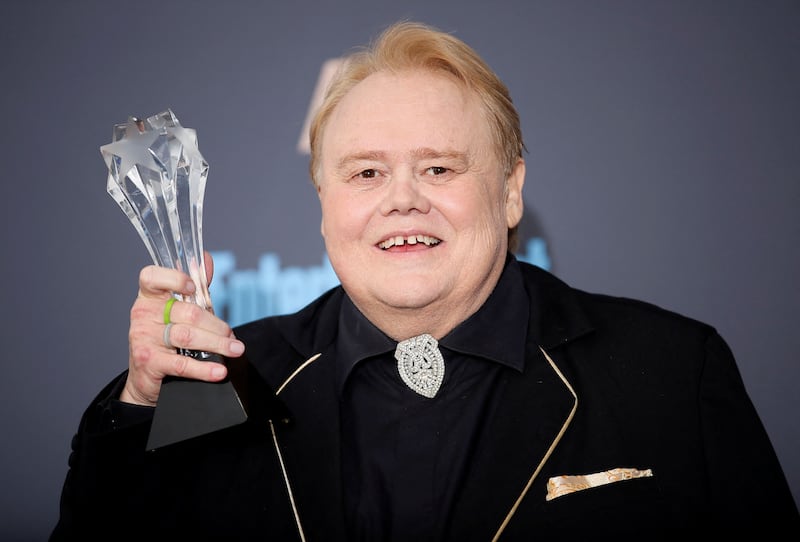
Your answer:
[378,234,442,250]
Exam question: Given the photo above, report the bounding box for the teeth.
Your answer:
[379,235,441,249]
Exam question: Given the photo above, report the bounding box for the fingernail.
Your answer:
[185,280,196,293]
[229,340,245,355]
[211,366,226,379]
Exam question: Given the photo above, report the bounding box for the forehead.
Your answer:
[321,70,492,161]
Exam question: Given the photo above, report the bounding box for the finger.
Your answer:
[162,298,234,337]
[123,350,229,406]
[129,295,184,330]
[131,295,242,354]
[204,250,214,285]
[138,265,197,298]
[164,351,228,382]
[125,322,241,406]
[131,287,243,360]
[163,321,245,360]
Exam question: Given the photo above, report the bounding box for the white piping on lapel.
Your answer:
[269,419,307,542]
[491,346,579,541]
[270,352,323,542]
[277,353,323,394]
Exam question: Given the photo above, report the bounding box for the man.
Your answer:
[52,21,798,540]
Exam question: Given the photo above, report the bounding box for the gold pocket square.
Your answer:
[546,467,653,501]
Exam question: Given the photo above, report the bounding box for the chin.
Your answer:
[377,288,441,310]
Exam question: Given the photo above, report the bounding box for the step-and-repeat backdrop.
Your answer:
[2,1,797,537]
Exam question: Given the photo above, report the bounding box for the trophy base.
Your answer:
[146,352,248,451]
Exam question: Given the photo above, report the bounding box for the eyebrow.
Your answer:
[335,147,469,171]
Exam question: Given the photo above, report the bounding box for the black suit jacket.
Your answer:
[52,260,799,540]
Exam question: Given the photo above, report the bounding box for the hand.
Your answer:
[121,253,245,406]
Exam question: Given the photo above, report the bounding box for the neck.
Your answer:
[363,305,465,342]
[352,276,500,342]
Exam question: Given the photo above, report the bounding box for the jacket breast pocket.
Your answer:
[541,475,668,528]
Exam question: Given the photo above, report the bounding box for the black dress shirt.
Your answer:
[336,257,529,541]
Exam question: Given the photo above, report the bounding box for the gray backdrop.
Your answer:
[1,1,797,538]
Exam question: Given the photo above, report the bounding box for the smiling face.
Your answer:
[317,69,525,340]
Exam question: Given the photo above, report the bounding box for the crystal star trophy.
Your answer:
[101,109,247,450]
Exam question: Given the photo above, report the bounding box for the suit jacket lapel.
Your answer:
[447,261,593,540]
[270,350,347,541]
[234,289,348,540]
[447,343,578,540]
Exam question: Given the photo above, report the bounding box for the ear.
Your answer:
[505,158,525,229]
[316,182,326,238]
[319,206,327,240]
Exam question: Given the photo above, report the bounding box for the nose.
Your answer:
[379,168,431,215]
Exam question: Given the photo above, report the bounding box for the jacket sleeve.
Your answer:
[699,330,799,526]
[49,371,154,540]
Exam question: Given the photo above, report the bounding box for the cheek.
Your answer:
[437,186,502,231]
[320,192,368,243]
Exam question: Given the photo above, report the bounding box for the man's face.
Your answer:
[317,69,524,336]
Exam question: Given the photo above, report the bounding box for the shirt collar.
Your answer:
[336,254,530,392]
[336,297,396,393]
[438,254,528,372]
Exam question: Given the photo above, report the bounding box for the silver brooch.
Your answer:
[394,333,445,398]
